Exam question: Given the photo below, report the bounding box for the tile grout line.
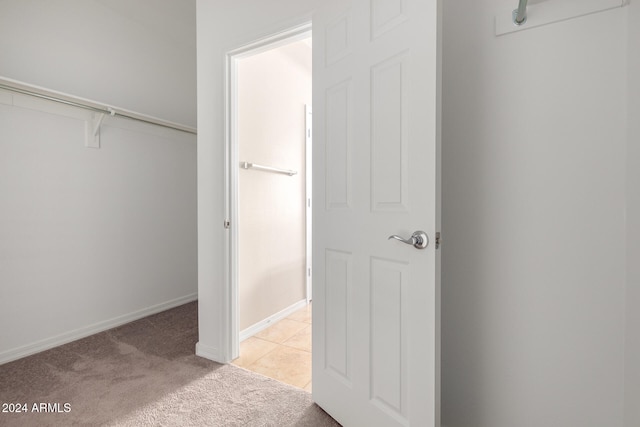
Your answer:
[235,305,313,389]
[241,341,280,369]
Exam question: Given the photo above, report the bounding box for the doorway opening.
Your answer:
[225,24,312,391]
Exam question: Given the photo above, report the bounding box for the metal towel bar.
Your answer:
[240,162,297,176]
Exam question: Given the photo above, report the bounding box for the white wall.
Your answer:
[238,41,311,331]
[196,0,315,362]
[626,1,640,426]
[0,0,196,127]
[442,2,627,426]
[0,0,197,364]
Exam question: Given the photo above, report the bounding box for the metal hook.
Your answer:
[513,0,528,26]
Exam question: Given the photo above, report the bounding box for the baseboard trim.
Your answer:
[195,342,222,363]
[239,299,308,342]
[0,293,198,365]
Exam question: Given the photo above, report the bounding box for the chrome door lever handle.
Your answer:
[388,230,429,249]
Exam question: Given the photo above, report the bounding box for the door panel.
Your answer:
[312,0,441,426]
[371,52,409,212]
[370,257,409,419]
[325,249,352,384]
[325,80,352,210]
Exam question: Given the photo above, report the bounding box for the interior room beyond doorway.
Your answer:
[230,32,312,389]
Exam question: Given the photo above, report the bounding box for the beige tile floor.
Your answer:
[232,303,312,392]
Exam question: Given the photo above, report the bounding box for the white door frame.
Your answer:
[305,103,313,303]
[224,22,312,361]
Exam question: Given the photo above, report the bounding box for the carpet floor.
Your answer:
[0,302,340,426]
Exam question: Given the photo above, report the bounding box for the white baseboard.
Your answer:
[195,342,223,363]
[239,299,308,342]
[0,293,198,365]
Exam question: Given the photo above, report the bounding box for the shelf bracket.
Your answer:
[85,108,115,149]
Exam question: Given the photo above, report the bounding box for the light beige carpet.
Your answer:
[0,302,340,427]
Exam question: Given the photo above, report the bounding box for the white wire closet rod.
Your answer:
[0,76,197,135]
[240,161,297,176]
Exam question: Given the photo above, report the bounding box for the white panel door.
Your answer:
[312,0,441,426]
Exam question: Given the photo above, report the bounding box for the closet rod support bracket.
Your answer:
[85,108,115,149]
